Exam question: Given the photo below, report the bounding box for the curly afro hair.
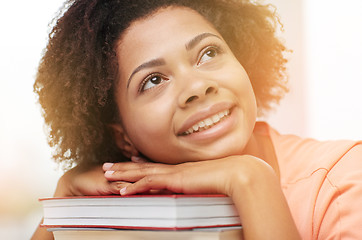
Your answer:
[34,0,288,169]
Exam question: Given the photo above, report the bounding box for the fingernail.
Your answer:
[131,156,147,163]
[120,186,127,195]
[103,163,114,170]
[104,170,114,177]
[131,156,142,163]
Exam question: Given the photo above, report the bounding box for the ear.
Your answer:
[109,124,139,159]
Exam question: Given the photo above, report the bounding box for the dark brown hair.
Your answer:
[34,0,288,168]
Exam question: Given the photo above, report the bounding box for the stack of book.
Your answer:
[40,194,243,239]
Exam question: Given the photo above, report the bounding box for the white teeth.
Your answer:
[211,114,220,123]
[204,118,213,126]
[198,121,206,128]
[183,109,231,135]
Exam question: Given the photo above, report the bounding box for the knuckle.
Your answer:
[142,162,154,169]
[142,162,151,167]
[139,166,149,175]
[139,163,158,175]
[144,175,153,184]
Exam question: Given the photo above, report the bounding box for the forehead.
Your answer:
[118,6,217,45]
[115,6,220,75]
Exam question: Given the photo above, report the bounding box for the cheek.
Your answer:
[223,65,257,122]
[222,64,256,103]
[124,101,174,153]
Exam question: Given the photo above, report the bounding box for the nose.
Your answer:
[178,77,218,108]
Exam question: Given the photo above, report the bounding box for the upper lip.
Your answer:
[177,102,234,135]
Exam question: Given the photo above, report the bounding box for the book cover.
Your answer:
[40,194,241,230]
[50,227,244,240]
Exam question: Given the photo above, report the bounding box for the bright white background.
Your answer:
[0,0,361,239]
[266,0,362,141]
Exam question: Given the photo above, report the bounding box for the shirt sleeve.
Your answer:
[314,143,362,239]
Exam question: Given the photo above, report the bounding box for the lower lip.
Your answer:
[179,108,238,142]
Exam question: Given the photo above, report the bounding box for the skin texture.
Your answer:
[31,7,300,240]
[113,7,257,163]
[34,0,289,169]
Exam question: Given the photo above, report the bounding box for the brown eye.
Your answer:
[150,76,162,84]
[198,47,219,65]
[141,74,168,92]
[205,49,217,58]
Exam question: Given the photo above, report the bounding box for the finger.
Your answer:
[107,181,131,195]
[120,174,183,196]
[104,163,175,182]
[104,168,159,182]
[103,162,114,171]
[85,180,131,196]
[104,161,172,176]
[103,162,161,171]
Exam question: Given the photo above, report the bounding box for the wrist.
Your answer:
[52,166,83,197]
[53,173,72,197]
[227,155,277,199]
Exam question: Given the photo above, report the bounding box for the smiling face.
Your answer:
[114,6,257,164]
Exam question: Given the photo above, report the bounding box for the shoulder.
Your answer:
[314,143,362,239]
[259,122,362,238]
[328,143,362,184]
[261,121,361,183]
[324,142,362,196]
[339,142,362,161]
[325,142,362,190]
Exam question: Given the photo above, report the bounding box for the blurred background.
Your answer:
[0,0,361,239]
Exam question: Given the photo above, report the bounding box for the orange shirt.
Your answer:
[257,122,362,239]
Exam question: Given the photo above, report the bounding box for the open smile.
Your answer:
[181,109,231,135]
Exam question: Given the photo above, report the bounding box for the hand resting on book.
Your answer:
[53,165,123,197]
[103,155,275,197]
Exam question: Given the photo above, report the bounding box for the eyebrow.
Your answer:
[127,32,221,88]
[127,58,166,88]
[185,32,221,51]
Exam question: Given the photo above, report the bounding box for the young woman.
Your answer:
[32,0,362,239]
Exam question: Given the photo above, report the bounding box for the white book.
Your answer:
[40,194,241,230]
[50,227,244,240]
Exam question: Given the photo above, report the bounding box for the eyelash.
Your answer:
[138,73,169,93]
[138,43,223,93]
[197,44,223,65]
